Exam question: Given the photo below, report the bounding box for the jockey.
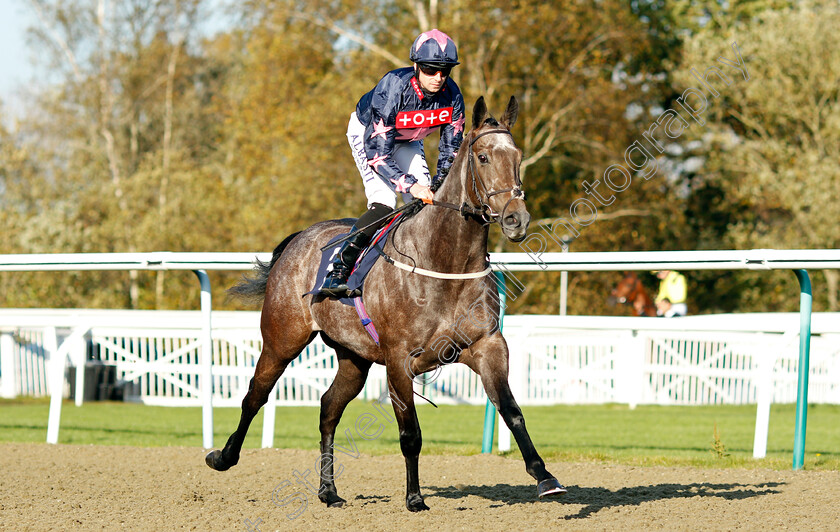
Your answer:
[319,29,466,297]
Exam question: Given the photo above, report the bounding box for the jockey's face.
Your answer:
[416,63,448,93]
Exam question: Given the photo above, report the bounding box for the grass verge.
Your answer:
[1,397,837,470]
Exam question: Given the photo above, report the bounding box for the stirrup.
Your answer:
[318,224,372,297]
[319,268,351,297]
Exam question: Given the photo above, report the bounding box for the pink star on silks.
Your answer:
[368,153,388,171]
[396,127,433,141]
[414,29,450,54]
[452,114,465,135]
[370,118,393,139]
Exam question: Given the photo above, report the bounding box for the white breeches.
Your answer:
[347,112,430,209]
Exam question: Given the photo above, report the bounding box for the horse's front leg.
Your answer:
[385,362,429,511]
[464,334,567,498]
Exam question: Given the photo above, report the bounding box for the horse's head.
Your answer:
[608,272,657,316]
[608,272,640,306]
[465,96,530,242]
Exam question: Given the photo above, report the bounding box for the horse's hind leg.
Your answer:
[467,335,567,498]
[206,332,316,471]
[316,347,372,508]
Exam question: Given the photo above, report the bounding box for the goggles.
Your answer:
[417,63,453,77]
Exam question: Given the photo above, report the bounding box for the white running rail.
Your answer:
[2,250,840,457]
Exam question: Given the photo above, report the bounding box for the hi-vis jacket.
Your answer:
[355,67,465,193]
[656,271,687,304]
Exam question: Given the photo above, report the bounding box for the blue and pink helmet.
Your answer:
[409,29,460,66]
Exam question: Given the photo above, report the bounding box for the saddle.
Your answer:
[306,215,403,344]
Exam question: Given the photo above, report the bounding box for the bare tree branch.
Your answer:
[533,209,651,227]
[28,0,85,85]
[411,0,429,31]
[282,14,403,68]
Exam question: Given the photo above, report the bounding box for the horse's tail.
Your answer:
[227,231,302,305]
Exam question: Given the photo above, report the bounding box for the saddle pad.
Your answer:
[306,217,398,307]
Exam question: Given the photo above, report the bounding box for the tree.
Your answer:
[18,0,219,309]
[673,0,840,311]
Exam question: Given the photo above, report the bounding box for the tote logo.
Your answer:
[396,107,453,129]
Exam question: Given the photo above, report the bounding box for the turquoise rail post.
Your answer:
[481,271,506,453]
[792,269,812,470]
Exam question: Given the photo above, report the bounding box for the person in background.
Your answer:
[654,270,687,317]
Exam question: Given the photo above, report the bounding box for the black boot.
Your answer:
[319,227,371,297]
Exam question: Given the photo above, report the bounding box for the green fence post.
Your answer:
[792,269,812,470]
[482,271,506,453]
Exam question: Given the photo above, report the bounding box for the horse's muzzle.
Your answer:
[501,210,530,242]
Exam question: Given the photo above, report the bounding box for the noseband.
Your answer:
[432,128,524,225]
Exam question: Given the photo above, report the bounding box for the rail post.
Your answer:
[0,331,16,398]
[481,271,506,453]
[193,270,214,449]
[792,269,812,470]
[45,327,63,444]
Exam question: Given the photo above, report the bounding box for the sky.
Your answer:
[0,1,231,122]
[0,2,39,119]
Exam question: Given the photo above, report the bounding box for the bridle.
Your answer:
[432,128,525,225]
[362,128,526,281]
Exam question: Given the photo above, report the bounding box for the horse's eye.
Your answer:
[478,154,488,163]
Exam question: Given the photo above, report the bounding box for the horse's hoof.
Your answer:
[319,491,346,508]
[205,450,232,471]
[406,495,430,512]
[537,478,567,498]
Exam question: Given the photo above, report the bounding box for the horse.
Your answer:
[607,271,658,317]
[205,96,566,511]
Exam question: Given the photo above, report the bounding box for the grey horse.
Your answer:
[205,96,566,511]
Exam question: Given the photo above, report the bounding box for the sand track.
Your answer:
[2,443,838,531]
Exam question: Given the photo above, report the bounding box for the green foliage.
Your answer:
[672,0,840,311]
[711,422,730,458]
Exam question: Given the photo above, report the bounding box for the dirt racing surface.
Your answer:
[1,443,839,531]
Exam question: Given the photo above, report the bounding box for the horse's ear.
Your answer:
[500,95,518,129]
[472,96,488,130]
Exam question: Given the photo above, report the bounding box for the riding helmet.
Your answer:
[409,29,460,66]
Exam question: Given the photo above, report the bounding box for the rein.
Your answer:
[373,212,492,280]
[377,127,522,280]
[324,127,522,252]
[332,127,523,280]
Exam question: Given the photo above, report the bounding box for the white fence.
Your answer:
[3,309,839,407]
[3,249,839,464]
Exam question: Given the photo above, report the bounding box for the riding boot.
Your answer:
[318,227,372,297]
